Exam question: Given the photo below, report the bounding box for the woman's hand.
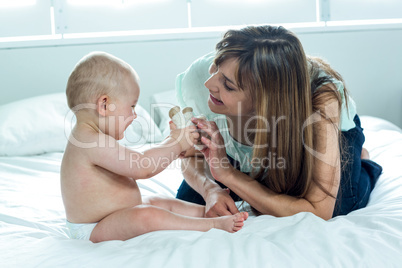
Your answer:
[204,188,239,217]
[191,117,235,183]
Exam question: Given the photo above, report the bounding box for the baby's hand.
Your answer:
[170,125,199,152]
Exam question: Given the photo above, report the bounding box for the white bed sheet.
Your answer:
[0,116,401,267]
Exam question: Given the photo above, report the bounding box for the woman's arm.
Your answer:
[181,156,240,217]
[195,95,341,220]
[224,112,340,219]
[169,119,239,217]
[221,147,339,220]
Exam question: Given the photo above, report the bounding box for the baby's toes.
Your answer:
[240,212,249,220]
[233,226,243,232]
[234,221,244,228]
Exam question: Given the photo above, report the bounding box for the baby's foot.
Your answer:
[214,212,249,233]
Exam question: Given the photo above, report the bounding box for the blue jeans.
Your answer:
[176,115,382,217]
[333,115,382,216]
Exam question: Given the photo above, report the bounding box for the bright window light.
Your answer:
[50,6,56,35]
[67,0,116,5]
[62,22,328,40]
[0,34,62,43]
[67,0,167,6]
[187,1,192,28]
[0,0,35,8]
[63,27,234,39]
[206,0,266,3]
[315,0,320,22]
[279,21,326,29]
[327,18,402,27]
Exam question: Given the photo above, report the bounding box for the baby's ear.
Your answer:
[96,95,109,117]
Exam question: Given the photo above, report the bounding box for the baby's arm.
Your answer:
[89,126,198,180]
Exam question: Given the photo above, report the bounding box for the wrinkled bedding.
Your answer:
[0,116,401,267]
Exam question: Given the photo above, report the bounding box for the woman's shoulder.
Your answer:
[308,58,357,131]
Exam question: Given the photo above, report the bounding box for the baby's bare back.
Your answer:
[61,142,142,224]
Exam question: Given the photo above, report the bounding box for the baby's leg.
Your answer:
[143,195,206,217]
[90,205,248,243]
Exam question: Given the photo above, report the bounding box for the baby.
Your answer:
[61,52,248,243]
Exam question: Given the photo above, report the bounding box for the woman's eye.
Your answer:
[223,81,234,91]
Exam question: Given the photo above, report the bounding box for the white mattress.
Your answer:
[1,116,401,267]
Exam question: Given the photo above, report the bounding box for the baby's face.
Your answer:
[109,73,140,140]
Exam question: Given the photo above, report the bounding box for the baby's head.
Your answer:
[66,52,140,140]
[66,51,138,110]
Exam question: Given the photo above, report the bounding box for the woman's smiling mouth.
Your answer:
[210,94,224,106]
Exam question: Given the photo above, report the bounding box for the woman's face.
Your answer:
[205,57,254,117]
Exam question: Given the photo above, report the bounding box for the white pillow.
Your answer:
[360,115,402,133]
[0,93,163,156]
[120,105,164,148]
[0,93,72,156]
[150,90,179,138]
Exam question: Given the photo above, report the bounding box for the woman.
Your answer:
[174,25,382,220]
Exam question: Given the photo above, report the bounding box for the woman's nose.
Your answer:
[204,73,218,92]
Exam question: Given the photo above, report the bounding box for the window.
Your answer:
[58,0,188,35]
[0,0,52,38]
[190,0,317,28]
[0,0,401,46]
[330,0,402,21]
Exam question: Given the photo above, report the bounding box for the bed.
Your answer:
[1,93,401,267]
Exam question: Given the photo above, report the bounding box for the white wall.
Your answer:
[0,27,401,128]
[299,28,402,128]
[0,36,219,108]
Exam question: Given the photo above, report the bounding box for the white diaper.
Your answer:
[66,221,98,240]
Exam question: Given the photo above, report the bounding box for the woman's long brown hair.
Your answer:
[214,25,346,201]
